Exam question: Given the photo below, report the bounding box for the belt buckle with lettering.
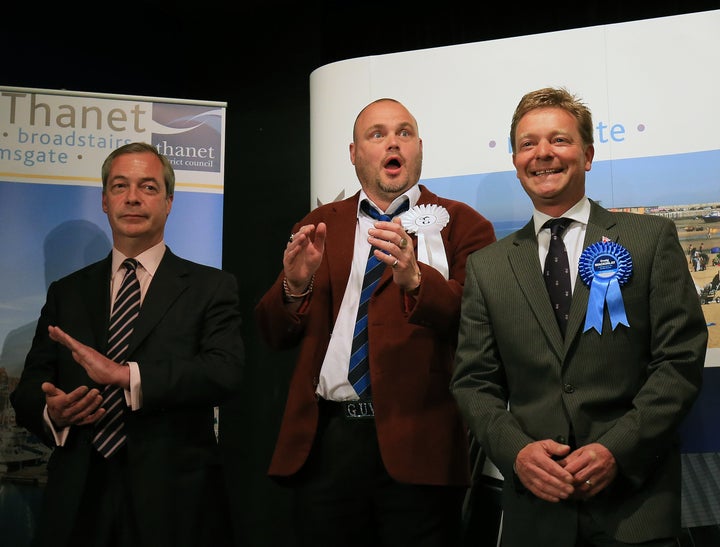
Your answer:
[342,400,374,419]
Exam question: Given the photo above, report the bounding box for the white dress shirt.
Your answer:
[533,196,591,293]
[315,185,421,401]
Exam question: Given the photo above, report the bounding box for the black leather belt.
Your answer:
[318,398,375,419]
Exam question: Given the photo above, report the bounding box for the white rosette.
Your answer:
[400,204,450,279]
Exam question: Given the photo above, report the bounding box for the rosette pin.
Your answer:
[578,241,633,333]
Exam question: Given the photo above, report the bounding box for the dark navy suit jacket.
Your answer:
[11,248,245,547]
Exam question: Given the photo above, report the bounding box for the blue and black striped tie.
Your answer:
[348,200,409,398]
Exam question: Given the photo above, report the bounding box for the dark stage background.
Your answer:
[5,2,720,545]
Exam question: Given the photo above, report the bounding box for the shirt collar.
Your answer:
[111,241,166,277]
[357,185,420,218]
[533,196,591,236]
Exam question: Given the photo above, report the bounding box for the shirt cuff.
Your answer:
[43,404,69,446]
[127,361,143,410]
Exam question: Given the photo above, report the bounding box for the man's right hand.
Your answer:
[42,382,105,427]
[514,439,575,502]
[283,222,327,290]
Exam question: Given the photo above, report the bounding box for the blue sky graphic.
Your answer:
[423,149,720,236]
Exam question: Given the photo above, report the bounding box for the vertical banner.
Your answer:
[0,86,226,545]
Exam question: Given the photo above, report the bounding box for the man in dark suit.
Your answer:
[255,98,496,546]
[10,142,245,547]
[451,87,707,546]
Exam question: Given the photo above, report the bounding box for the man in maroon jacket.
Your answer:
[255,98,496,546]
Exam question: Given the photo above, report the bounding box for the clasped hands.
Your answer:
[284,218,420,293]
[514,439,617,503]
[42,325,129,428]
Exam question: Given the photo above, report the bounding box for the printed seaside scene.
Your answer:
[422,148,720,355]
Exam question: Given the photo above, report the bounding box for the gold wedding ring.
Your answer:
[288,233,294,243]
[585,480,592,487]
[392,258,399,268]
[399,237,408,249]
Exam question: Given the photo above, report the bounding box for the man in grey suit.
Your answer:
[11,142,244,547]
[451,87,707,546]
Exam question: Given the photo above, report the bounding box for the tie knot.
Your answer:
[544,217,572,236]
[360,199,410,222]
[123,258,138,272]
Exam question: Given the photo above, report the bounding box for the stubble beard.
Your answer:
[378,176,410,195]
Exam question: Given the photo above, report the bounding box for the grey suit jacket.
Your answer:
[451,199,707,546]
[11,248,245,547]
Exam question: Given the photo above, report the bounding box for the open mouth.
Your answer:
[533,168,563,176]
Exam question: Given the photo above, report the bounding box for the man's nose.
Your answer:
[125,185,141,201]
[535,139,553,158]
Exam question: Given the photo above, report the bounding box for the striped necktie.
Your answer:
[92,258,141,458]
[348,200,410,398]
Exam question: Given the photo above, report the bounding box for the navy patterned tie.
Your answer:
[348,200,409,398]
[92,258,140,457]
[543,218,573,337]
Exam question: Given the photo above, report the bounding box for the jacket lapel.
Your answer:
[508,221,566,356]
[128,249,187,353]
[324,197,360,321]
[81,256,114,354]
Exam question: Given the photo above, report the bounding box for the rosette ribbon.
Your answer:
[578,240,633,333]
[400,204,450,279]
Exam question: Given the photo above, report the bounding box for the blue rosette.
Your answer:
[578,241,633,333]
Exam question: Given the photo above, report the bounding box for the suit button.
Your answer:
[563,383,575,393]
[556,435,567,444]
